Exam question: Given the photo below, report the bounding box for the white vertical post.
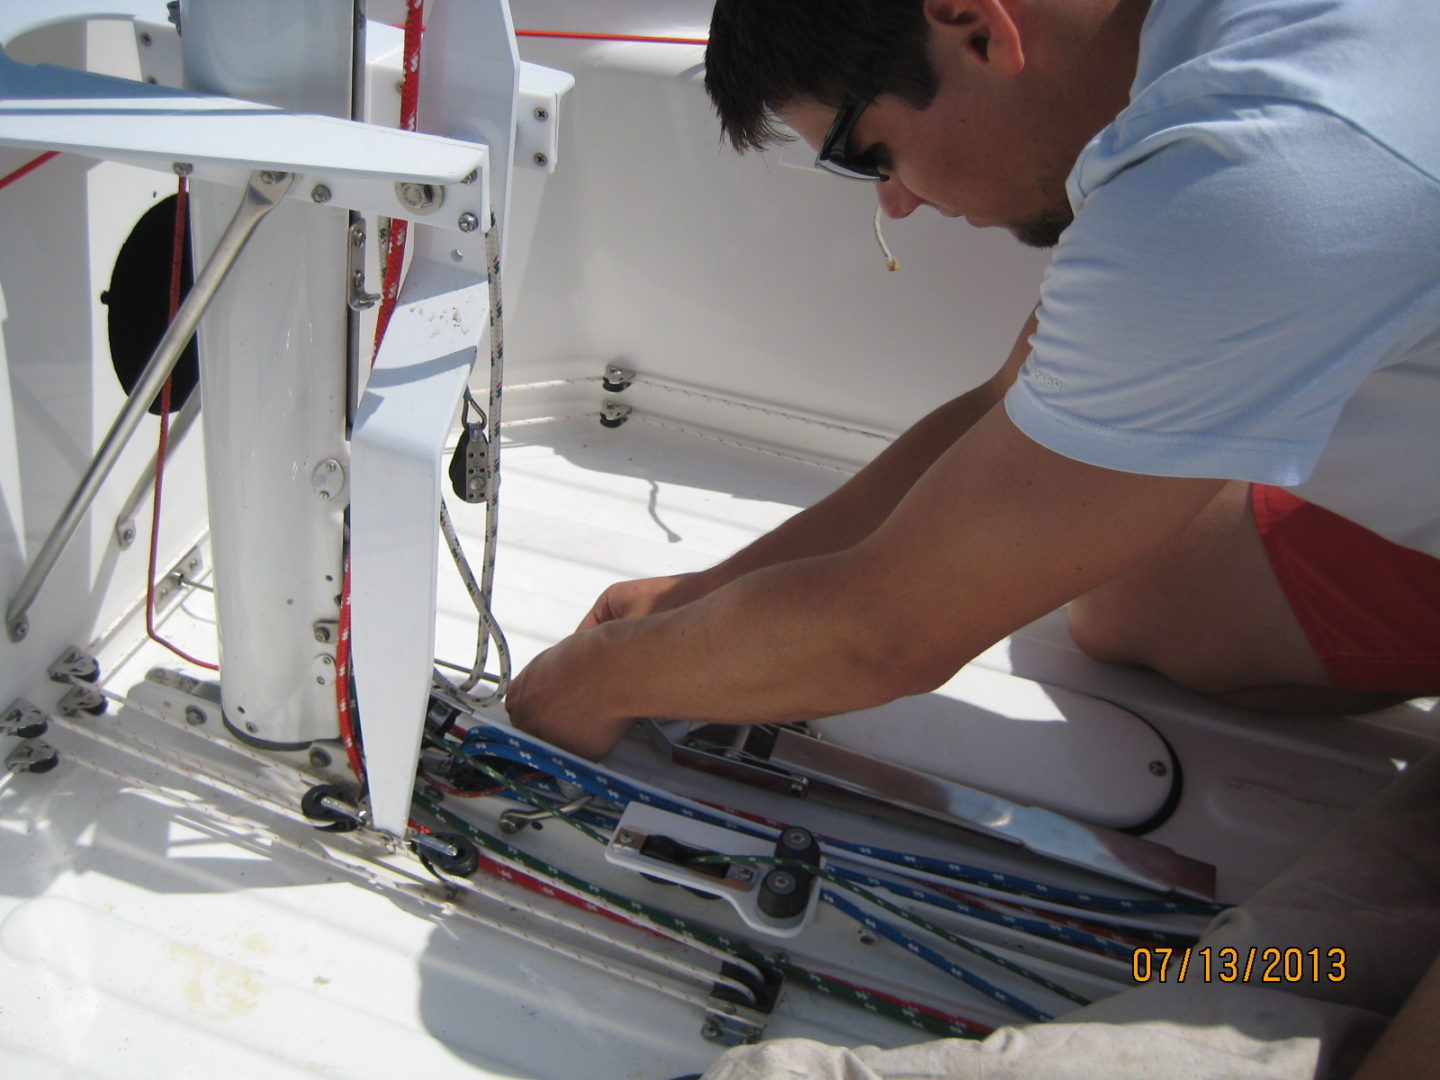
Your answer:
[181,0,352,746]
[351,0,518,836]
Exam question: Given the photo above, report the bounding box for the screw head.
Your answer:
[245,722,259,735]
[184,706,207,726]
[533,106,549,121]
[8,616,28,642]
[397,182,442,213]
[140,31,153,46]
[172,162,193,177]
[533,152,549,167]
[311,184,332,204]
[309,748,332,769]
[457,212,480,233]
[1148,760,1169,777]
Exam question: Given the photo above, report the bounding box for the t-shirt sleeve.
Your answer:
[1004,100,1433,485]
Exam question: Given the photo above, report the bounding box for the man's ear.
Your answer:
[922,0,1027,76]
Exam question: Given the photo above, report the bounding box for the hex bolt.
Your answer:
[533,152,549,167]
[615,829,636,848]
[311,184,332,204]
[184,706,206,726]
[734,866,755,883]
[314,625,332,643]
[259,171,281,185]
[457,212,480,233]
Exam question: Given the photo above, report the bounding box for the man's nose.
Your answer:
[877,178,923,219]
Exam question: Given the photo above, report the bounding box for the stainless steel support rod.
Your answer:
[6,170,296,642]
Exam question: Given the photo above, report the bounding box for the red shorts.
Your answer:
[1252,484,1440,693]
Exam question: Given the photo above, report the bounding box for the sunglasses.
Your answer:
[815,100,889,182]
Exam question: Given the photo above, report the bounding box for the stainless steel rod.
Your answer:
[6,170,295,641]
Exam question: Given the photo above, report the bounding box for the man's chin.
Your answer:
[1008,210,1074,250]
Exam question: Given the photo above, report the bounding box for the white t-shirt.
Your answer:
[1005,0,1440,557]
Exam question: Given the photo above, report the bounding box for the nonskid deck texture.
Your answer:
[3,412,1436,1079]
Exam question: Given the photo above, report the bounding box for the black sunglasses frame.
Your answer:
[815,100,888,182]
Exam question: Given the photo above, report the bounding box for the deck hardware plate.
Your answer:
[606,803,823,937]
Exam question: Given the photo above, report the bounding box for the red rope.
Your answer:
[145,177,218,671]
[516,30,707,46]
[337,0,427,785]
[0,150,59,192]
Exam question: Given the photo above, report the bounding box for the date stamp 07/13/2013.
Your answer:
[1132,946,1348,985]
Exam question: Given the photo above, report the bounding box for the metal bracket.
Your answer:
[152,546,207,610]
[6,740,59,775]
[1,700,49,740]
[346,220,381,312]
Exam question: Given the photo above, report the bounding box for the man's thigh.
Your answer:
[1066,481,1405,711]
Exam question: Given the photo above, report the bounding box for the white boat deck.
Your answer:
[5,409,1437,1078]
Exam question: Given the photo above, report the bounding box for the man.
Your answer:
[506,2,1440,1074]
[507,0,1440,759]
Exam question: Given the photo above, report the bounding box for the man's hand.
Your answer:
[505,626,636,760]
[575,572,703,631]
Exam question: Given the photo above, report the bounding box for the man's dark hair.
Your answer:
[705,0,939,152]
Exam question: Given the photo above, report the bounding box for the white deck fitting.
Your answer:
[4,410,1437,1079]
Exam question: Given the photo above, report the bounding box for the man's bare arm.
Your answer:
[508,403,1223,758]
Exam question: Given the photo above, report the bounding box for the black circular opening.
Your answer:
[103,194,198,415]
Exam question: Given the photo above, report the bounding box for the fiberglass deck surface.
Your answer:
[3,416,1438,1079]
